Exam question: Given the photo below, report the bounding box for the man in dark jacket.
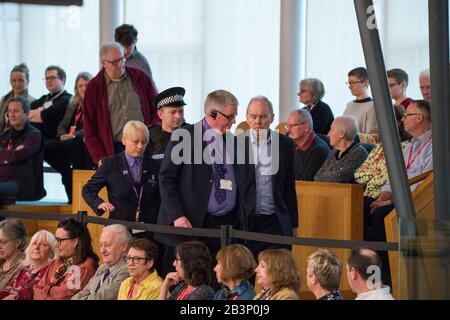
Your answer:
[0,96,46,201]
[83,42,160,166]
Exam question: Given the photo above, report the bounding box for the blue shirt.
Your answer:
[249,129,277,215]
[214,281,256,300]
[202,119,237,216]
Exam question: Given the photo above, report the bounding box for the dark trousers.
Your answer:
[45,137,94,202]
[247,214,291,259]
[366,203,395,287]
[0,180,19,198]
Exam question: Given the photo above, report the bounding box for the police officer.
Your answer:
[146,87,187,161]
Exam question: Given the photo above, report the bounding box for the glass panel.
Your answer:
[398,217,450,299]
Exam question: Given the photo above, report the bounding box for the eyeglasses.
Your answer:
[346,80,364,86]
[216,110,237,121]
[44,76,59,82]
[403,112,423,118]
[104,57,126,66]
[285,122,306,130]
[55,236,77,245]
[0,239,11,246]
[126,255,147,264]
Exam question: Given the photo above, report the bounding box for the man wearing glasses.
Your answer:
[368,99,432,287]
[83,42,160,166]
[29,65,72,141]
[156,90,246,279]
[287,109,330,181]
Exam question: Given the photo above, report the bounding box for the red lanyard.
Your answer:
[406,136,432,169]
[177,286,195,300]
[73,106,82,128]
[6,138,13,151]
[127,280,138,300]
[133,186,143,222]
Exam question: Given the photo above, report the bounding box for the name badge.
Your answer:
[43,101,53,110]
[220,179,233,191]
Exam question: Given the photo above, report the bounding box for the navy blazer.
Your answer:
[156,121,246,247]
[82,152,160,224]
[237,131,298,236]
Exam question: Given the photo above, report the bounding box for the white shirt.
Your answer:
[356,286,395,300]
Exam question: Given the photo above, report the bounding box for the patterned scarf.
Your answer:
[0,253,25,290]
[53,257,75,286]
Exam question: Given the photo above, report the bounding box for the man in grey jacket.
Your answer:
[72,224,130,300]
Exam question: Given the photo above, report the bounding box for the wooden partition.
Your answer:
[292,181,363,299]
[72,169,109,259]
[385,173,435,299]
[1,203,72,242]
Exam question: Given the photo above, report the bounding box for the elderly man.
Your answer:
[83,42,160,165]
[0,96,45,201]
[146,87,187,161]
[367,100,432,286]
[115,24,153,79]
[72,224,131,300]
[156,89,246,276]
[314,116,368,183]
[419,69,431,101]
[28,66,72,141]
[346,248,394,300]
[287,109,330,181]
[238,96,298,256]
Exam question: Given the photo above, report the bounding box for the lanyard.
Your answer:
[6,138,13,151]
[177,286,195,300]
[127,280,138,300]
[72,105,83,128]
[406,136,432,170]
[133,185,143,222]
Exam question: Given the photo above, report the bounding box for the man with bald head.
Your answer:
[83,42,160,165]
[346,248,394,300]
[239,96,298,256]
[314,116,368,183]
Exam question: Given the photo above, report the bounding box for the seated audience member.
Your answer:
[34,218,98,300]
[387,68,414,109]
[419,69,431,101]
[73,224,131,300]
[306,249,343,300]
[214,244,257,300]
[355,105,411,239]
[0,97,46,200]
[298,78,334,135]
[44,72,93,203]
[118,238,163,300]
[254,249,300,300]
[314,116,368,183]
[0,63,35,133]
[344,67,378,134]
[159,241,215,300]
[367,100,432,286]
[287,109,330,181]
[115,24,153,79]
[29,65,72,141]
[0,219,30,300]
[82,121,160,242]
[346,248,394,300]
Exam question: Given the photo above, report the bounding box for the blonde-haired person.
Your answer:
[214,244,257,300]
[118,238,163,300]
[23,230,56,277]
[82,120,162,265]
[306,249,343,300]
[254,249,300,300]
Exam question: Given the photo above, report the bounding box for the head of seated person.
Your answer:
[100,224,131,268]
[214,244,257,300]
[22,230,56,274]
[254,249,300,300]
[125,238,159,286]
[328,116,358,157]
[0,219,27,283]
[7,96,30,131]
[306,249,343,300]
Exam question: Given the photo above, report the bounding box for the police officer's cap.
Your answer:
[154,87,186,110]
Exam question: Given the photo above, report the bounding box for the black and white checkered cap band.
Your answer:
[157,95,184,108]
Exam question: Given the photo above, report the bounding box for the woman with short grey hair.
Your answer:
[298,78,334,135]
